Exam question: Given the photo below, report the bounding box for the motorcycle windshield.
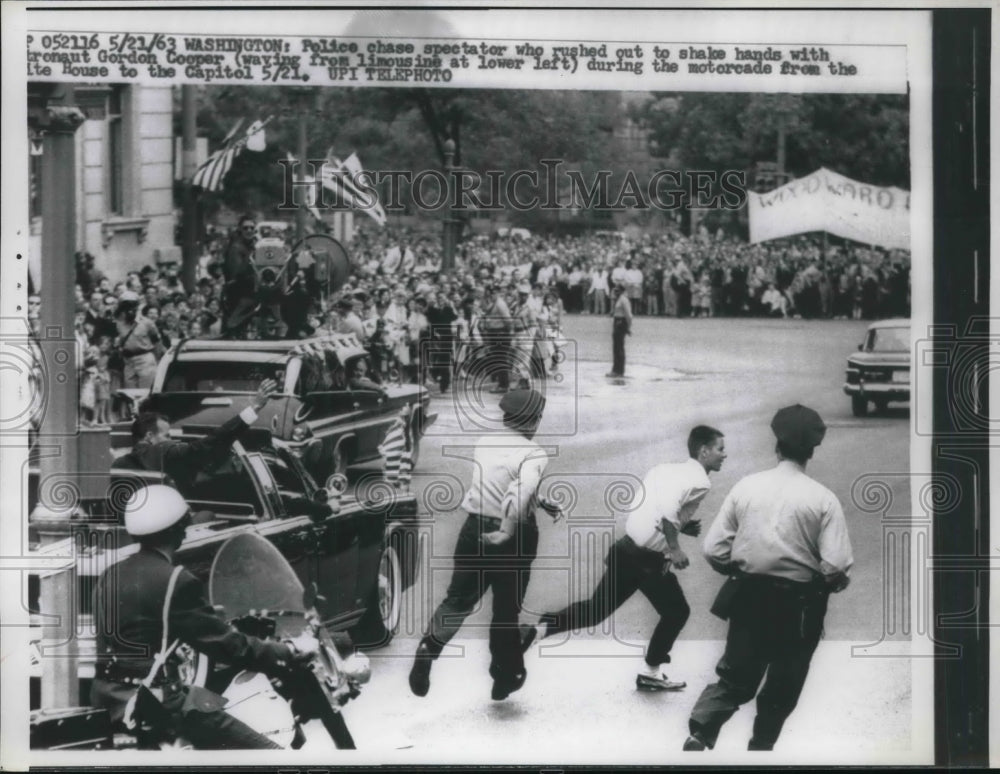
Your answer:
[209,532,306,618]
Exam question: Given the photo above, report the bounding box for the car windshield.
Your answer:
[163,360,286,392]
[866,327,909,352]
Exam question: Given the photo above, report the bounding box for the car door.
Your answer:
[259,447,365,631]
[348,388,393,462]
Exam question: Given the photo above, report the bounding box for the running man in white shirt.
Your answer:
[522,426,727,691]
[409,388,561,701]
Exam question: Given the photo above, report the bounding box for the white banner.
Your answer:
[748,167,910,249]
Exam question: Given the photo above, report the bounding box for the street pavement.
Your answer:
[347,316,926,764]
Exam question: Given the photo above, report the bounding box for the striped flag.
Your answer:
[379,415,413,489]
[320,150,387,226]
[191,116,271,192]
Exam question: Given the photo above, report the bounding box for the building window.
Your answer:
[107,86,126,216]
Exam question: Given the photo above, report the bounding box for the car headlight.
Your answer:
[291,425,312,442]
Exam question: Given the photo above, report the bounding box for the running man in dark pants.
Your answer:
[684,405,853,752]
[408,388,560,701]
[522,426,727,690]
[607,284,632,378]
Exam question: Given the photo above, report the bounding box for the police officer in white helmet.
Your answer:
[91,485,318,749]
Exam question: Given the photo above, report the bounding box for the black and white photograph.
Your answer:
[0,2,991,769]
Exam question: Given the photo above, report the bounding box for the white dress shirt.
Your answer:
[626,458,711,555]
[703,460,854,583]
[461,432,549,526]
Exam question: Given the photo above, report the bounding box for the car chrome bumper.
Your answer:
[843,382,910,398]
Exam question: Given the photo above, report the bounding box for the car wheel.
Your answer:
[851,395,869,417]
[350,542,402,649]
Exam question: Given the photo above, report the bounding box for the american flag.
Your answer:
[320,151,388,226]
[379,416,413,489]
[191,116,271,192]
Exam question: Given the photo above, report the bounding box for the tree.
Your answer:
[634,92,909,187]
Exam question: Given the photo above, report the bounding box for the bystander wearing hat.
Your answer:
[114,291,162,389]
[683,404,854,752]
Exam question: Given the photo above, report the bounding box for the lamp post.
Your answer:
[441,138,457,272]
[27,83,88,710]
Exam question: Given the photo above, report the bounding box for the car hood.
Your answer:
[847,352,910,367]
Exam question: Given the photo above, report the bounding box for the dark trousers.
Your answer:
[429,336,454,392]
[546,536,690,667]
[420,514,539,681]
[688,576,829,750]
[611,318,628,376]
[480,332,511,389]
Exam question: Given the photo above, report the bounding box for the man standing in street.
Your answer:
[607,284,632,379]
[480,284,514,394]
[684,404,853,752]
[523,426,726,691]
[408,388,558,701]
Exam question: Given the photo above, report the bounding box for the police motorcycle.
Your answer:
[157,531,371,750]
[30,531,370,752]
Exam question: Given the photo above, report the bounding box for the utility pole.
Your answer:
[441,138,456,271]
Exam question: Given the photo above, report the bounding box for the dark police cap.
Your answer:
[771,404,826,450]
[500,388,546,419]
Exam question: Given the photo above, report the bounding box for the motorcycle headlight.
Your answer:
[340,653,371,685]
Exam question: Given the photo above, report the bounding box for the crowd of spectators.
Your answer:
[36,222,909,426]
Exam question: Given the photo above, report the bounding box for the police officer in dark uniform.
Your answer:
[91,485,318,748]
[408,388,559,701]
[684,405,854,752]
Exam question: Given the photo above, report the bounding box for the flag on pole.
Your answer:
[319,150,388,226]
[191,116,272,192]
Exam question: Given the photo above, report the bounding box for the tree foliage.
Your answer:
[634,92,910,188]
[179,85,630,217]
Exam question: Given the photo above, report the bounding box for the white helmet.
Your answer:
[124,485,190,536]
